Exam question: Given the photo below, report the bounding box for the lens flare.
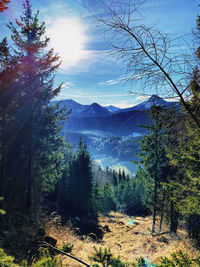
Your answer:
[46,18,89,70]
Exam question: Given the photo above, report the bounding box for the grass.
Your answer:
[41,212,198,266]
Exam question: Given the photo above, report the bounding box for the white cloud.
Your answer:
[136,95,150,102]
[164,97,179,102]
[62,81,74,89]
[98,79,120,86]
[107,101,134,109]
[98,74,144,87]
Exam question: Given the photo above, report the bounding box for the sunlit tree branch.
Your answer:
[95,0,200,129]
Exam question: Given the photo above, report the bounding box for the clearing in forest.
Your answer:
[42,212,198,266]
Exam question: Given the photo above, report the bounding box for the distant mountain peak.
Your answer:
[91,102,101,107]
[104,105,121,113]
[80,102,110,117]
[145,94,166,106]
[116,94,178,112]
[149,94,162,100]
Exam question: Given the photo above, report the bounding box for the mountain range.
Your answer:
[54,95,178,173]
[54,94,176,119]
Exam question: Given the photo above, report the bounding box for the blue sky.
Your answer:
[0,0,199,107]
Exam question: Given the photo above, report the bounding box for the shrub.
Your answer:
[0,248,19,267]
[89,247,130,267]
[157,250,200,266]
[58,242,73,253]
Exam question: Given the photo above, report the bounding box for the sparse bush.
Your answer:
[0,248,19,267]
[132,256,156,267]
[89,246,130,267]
[157,250,200,266]
[0,197,6,215]
[58,242,73,253]
[132,257,146,267]
[23,248,62,267]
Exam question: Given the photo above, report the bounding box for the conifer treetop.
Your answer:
[0,0,10,12]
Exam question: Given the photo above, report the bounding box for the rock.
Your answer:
[103,225,111,232]
[157,236,169,244]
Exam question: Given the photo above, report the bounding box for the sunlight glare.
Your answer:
[46,18,89,70]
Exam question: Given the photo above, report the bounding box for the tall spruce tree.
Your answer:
[1,0,65,222]
[165,16,200,241]
[0,0,10,12]
[138,106,170,234]
[70,140,94,216]
[0,36,22,217]
[160,107,185,234]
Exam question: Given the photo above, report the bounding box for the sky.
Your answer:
[0,0,199,107]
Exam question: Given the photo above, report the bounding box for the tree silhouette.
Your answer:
[0,0,10,12]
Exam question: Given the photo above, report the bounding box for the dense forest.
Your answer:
[0,0,200,266]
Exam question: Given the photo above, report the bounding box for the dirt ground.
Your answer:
[42,212,198,266]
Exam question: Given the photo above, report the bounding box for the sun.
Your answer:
[46,18,89,70]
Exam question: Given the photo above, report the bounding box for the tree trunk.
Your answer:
[0,114,6,211]
[170,201,179,234]
[27,150,33,216]
[152,129,158,234]
[152,177,157,234]
[159,188,165,233]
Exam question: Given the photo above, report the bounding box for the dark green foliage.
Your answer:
[157,250,200,266]
[70,140,94,216]
[132,257,146,267]
[90,247,128,267]
[0,246,63,267]
[0,248,20,267]
[30,248,62,267]
[136,106,172,233]
[0,197,5,215]
[93,183,117,214]
[51,140,95,217]
[114,176,146,215]
[58,242,73,254]
[0,0,66,226]
[92,167,147,216]
[90,247,156,267]
[50,143,73,214]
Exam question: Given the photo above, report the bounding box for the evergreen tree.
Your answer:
[1,0,65,222]
[112,170,118,187]
[102,183,116,213]
[54,144,73,214]
[0,0,10,12]
[70,140,94,216]
[0,38,20,211]
[138,106,170,234]
[165,15,200,240]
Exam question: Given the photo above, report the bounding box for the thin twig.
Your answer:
[41,241,91,267]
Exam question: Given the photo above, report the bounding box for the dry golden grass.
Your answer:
[42,212,198,266]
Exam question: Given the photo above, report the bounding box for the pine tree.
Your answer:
[0,38,20,213]
[2,0,65,221]
[102,183,116,213]
[53,143,73,214]
[70,140,94,216]
[0,0,10,12]
[165,15,200,240]
[138,106,170,234]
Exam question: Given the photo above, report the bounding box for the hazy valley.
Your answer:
[55,95,177,173]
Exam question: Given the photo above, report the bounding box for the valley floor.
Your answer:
[42,212,198,266]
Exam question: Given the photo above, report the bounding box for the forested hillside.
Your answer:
[0,0,200,266]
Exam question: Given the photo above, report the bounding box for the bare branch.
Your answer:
[94,0,200,129]
[41,241,91,267]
